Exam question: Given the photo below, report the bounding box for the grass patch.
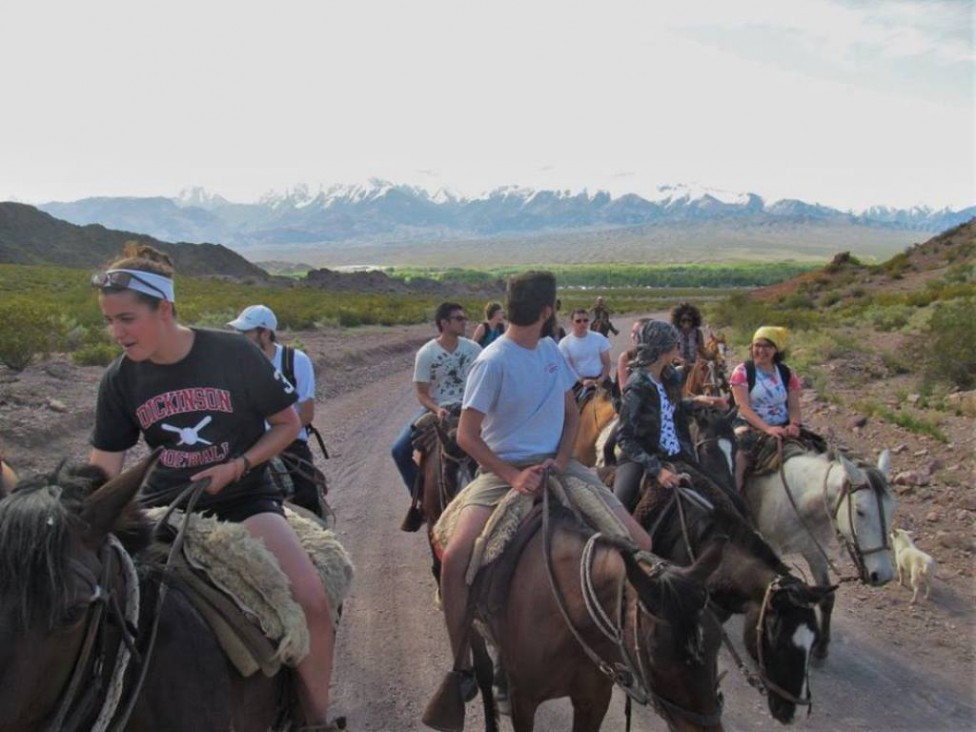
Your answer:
[855,401,948,442]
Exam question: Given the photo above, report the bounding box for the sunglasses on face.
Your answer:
[91,270,168,300]
[574,318,590,323]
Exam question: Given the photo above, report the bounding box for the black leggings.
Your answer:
[613,461,646,514]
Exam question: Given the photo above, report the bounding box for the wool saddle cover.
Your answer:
[432,472,631,586]
[146,505,354,677]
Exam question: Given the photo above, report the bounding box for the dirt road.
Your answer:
[1,317,972,731]
[316,323,974,732]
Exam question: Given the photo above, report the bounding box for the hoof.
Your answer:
[812,643,829,663]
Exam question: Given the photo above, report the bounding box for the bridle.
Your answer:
[823,464,891,583]
[658,488,813,713]
[778,449,891,584]
[541,475,724,730]
[45,480,206,732]
[45,536,140,732]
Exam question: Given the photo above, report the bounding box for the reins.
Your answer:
[660,484,812,712]
[541,472,723,730]
[776,441,889,584]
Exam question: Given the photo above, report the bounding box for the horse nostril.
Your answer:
[870,571,879,584]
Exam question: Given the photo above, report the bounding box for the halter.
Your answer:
[777,445,890,585]
[45,536,140,732]
[659,488,813,713]
[822,464,891,583]
[541,474,724,730]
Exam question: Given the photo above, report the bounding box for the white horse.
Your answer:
[745,449,896,660]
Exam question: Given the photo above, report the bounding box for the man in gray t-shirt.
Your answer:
[422,272,652,731]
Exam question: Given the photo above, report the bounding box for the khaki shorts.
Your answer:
[454,455,623,512]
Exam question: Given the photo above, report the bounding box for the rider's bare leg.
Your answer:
[244,513,335,725]
[440,505,494,664]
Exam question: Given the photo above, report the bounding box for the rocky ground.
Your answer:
[1,315,973,730]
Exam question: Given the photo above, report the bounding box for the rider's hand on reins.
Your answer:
[191,460,240,494]
[658,467,682,489]
[512,465,546,495]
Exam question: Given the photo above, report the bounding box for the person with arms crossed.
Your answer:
[558,308,613,395]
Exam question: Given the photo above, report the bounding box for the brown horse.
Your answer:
[572,388,618,468]
[682,332,730,399]
[0,455,299,731]
[483,507,726,732]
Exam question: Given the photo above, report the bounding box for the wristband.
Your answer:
[238,455,252,478]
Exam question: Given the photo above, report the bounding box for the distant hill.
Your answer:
[0,202,268,278]
[34,182,974,267]
[751,218,975,305]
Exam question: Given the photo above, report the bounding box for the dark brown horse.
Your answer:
[0,455,294,731]
[483,506,726,732]
[635,483,832,725]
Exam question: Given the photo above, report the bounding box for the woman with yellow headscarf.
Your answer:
[729,326,803,492]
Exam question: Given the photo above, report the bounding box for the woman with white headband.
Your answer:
[88,243,341,730]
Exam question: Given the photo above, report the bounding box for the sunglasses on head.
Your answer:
[91,270,169,300]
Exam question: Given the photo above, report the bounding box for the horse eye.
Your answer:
[856,509,865,518]
[59,602,90,628]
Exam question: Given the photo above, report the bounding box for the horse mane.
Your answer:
[638,492,787,576]
[0,461,153,629]
[629,557,709,663]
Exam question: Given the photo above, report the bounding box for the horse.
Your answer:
[0,453,298,731]
[744,449,896,659]
[573,388,618,468]
[682,332,730,400]
[483,507,727,732]
[590,316,615,338]
[635,482,832,725]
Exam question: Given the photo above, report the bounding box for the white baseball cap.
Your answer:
[227,304,278,332]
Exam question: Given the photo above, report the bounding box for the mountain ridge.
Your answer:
[33,181,974,253]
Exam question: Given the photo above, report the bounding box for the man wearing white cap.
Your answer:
[228,305,323,516]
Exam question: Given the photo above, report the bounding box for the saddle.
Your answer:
[749,430,828,477]
[146,506,354,678]
[432,472,632,586]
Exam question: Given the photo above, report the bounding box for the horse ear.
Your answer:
[839,453,867,486]
[877,449,892,480]
[780,581,836,609]
[81,448,161,541]
[686,537,726,583]
[622,552,666,616]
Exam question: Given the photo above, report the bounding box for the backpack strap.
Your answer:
[745,359,792,393]
[281,345,297,393]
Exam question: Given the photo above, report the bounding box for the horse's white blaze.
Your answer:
[794,624,816,698]
[717,438,734,476]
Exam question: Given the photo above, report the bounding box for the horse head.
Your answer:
[0,452,157,730]
[832,450,897,586]
[686,405,737,488]
[743,575,835,724]
[622,542,726,731]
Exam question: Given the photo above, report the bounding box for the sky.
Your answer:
[1,0,973,211]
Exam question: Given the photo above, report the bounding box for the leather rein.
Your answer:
[46,480,207,732]
[541,473,724,730]
[776,443,890,584]
[655,486,812,712]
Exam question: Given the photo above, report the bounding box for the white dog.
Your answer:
[890,528,937,604]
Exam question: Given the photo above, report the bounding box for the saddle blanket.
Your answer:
[432,470,632,586]
[147,505,354,671]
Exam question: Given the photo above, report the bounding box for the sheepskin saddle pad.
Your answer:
[146,505,354,678]
[433,472,632,586]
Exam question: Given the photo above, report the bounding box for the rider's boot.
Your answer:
[422,670,476,731]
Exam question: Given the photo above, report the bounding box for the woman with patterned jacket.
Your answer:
[612,320,736,515]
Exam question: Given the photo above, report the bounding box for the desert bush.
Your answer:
[856,401,948,443]
[819,292,841,308]
[864,304,913,332]
[921,299,976,390]
[72,342,120,366]
[0,299,63,370]
[778,292,816,310]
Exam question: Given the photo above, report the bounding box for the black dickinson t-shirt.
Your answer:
[91,328,297,510]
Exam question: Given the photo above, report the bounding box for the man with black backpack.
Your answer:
[228,304,326,517]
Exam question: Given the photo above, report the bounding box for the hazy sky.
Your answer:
[2,0,973,210]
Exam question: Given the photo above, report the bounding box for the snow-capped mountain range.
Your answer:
[36,180,974,250]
